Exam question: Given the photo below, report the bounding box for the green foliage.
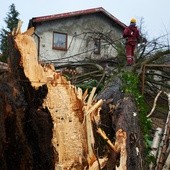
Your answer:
[0,3,20,62]
[121,71,153,165]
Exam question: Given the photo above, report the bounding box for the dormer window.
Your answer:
[53,32,67,50]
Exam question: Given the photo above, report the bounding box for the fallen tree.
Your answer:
[0,23,146,170]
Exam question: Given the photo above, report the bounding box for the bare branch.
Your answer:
[147,90,162,117]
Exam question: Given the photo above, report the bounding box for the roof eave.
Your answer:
[29,7,126,29]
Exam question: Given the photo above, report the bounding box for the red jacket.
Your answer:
[123,25,140,45]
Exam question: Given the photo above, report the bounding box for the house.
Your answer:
[28,7,126,66]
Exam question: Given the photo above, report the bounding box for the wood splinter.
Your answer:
[97,128,126,153]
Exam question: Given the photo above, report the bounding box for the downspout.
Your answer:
[33,32,40,62]
[28,19,41,61]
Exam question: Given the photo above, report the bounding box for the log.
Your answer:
[156,92,170,170]
[95,79,145,169]
[115,97,144,170]
[149,127,163,170]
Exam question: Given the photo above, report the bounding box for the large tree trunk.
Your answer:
[0,24,145,170]
[95,79,145,170]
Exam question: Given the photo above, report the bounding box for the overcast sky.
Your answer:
[0,0,170,40]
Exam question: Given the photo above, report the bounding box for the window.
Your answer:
[53,32,67,50]
[94,38,101,54]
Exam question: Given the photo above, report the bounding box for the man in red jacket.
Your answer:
[123,18,140,65]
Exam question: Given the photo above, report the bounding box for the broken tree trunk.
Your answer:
[0,24,104,170]
[0,22,145,170]
[95,78,145,169]
[15,26,108,169]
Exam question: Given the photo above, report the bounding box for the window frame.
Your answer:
[94,38,101,55]
[53,32,68,51]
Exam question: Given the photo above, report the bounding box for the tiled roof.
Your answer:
[29,7,126,29]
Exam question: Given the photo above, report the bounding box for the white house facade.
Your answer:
[28,7,126,66]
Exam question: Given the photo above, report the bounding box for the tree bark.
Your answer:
[95,79,145,170]
[0,25,145,170]
[0,25,104,170]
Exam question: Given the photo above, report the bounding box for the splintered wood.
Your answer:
[12,23,133,169]
[13,26,105,169]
